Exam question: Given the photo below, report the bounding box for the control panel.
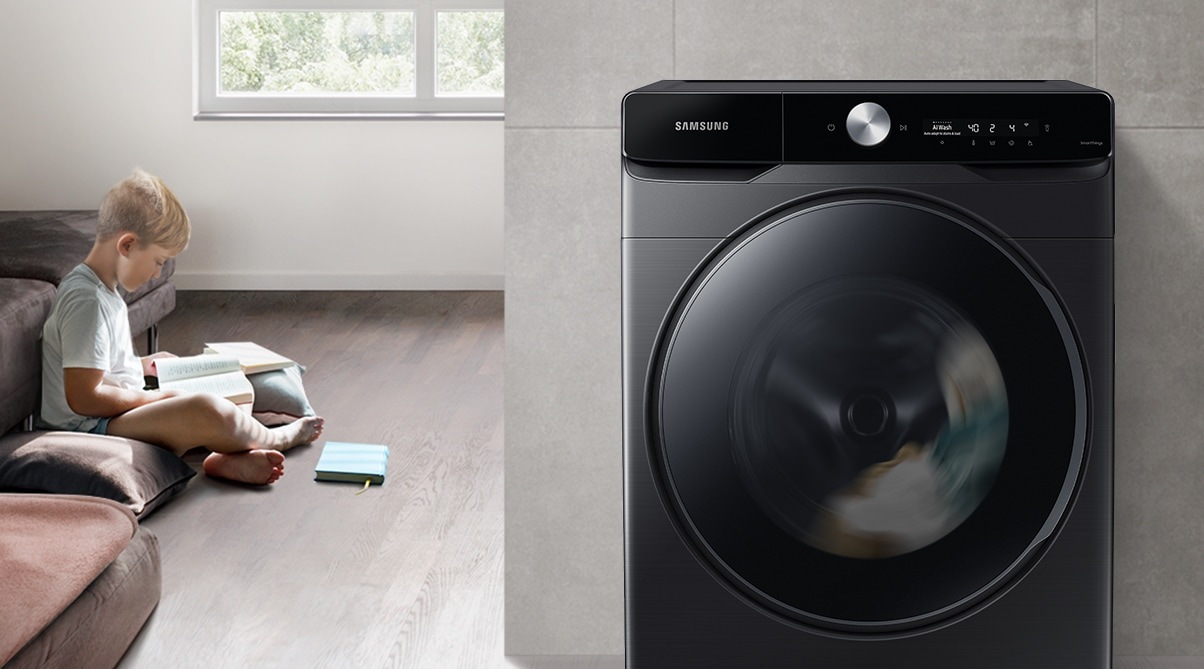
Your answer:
[782,92,1110,162]
[622,86,1113,164]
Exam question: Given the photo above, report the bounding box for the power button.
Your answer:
[846,102,891,147]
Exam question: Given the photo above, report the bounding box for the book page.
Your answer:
[160,370,253,400]
[156,355,242,382]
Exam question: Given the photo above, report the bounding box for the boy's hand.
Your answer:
[141,351,178,378]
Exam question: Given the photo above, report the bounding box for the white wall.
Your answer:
[0,1,503,290]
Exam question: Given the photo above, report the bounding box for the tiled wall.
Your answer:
[505,0,1204,656]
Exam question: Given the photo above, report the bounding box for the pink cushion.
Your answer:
[0,493,136,665]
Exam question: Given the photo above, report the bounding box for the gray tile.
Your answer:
[506,1,674,128]
[1099,0,1204,127]
[1114,129,1204,655]
[505,129,621,298]
[1115,131,1204,366]
[504,129,625,655]
[676,0,1094,81]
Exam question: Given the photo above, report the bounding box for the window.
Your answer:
[195,0,504,119]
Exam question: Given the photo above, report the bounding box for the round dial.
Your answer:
[846,102,892,147]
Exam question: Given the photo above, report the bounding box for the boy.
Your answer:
[40,169,324,485]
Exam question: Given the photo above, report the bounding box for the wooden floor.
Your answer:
[119,291,504,669]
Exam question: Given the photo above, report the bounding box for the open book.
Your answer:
[154,355,254,405]
[202,342,296,375]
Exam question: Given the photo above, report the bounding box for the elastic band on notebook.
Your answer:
[355,479,371,495]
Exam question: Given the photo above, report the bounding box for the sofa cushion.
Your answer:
[0,493,137,667]
[0,279,56,434]
[4,524,161,669]
[0,431,196,517]
[0,214,94,284]
[0,210,175,297]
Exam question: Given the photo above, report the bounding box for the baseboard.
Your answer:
[1114,658,1204,668]
[173,272,504,291]
[505,656,625,669]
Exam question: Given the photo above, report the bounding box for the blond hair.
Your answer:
[98,169,190,254]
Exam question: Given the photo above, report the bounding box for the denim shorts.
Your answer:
[87,417,111,435]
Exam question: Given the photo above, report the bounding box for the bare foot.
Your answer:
[270,416,325,451]
[203,449,286,485]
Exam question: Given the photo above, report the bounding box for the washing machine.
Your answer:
[622,81,1112,668]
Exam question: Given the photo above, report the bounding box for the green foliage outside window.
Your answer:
[437,11,504,96]
[220,12,416,94]
[219,10,505,99]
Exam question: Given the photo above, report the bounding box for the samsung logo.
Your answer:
[674,121,730,131]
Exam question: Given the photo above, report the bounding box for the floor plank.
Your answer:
[120,291,504,669]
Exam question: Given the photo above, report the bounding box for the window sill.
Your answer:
[192,111,504,121]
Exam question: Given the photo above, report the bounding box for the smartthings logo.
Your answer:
[674,121,730,131]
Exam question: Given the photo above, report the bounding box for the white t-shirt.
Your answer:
[41,263,144,431]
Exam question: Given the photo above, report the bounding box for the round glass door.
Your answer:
[650,196,1087,635]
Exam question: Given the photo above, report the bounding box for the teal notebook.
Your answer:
[314,442,389,485]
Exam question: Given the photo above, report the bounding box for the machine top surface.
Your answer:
[630,80,1101,94]
[623,80,1112,164]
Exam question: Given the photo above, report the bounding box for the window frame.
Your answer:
[194,0,504,120]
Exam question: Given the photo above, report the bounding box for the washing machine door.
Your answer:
[650,196,1087,636]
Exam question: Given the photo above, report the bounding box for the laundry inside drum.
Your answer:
[730,277,1008,559]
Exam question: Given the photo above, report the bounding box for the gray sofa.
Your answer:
[0,210,179,668]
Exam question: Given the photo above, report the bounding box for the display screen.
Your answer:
[922,119,1040,138]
